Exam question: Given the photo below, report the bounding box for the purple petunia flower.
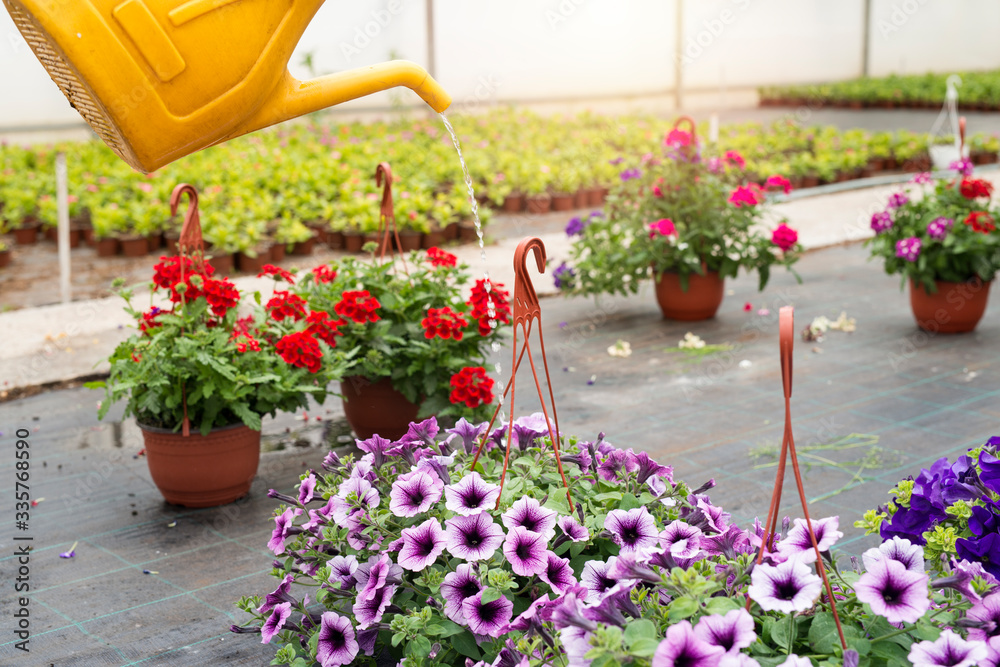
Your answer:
[258,574,296,614]
[581,558,624,603]
[896,237,922,262]
[701,525,754,560]
[445,418,488,455]
[719,655,761,667]
[298,473,317,505]
[855,558,930,624]
[331,477,379,527]
[652,620,725,667]
[355,434,393,468]
[302,497,336,533]
[887,192,909,208]
[693,609,756,655]
[462,590,513,637]
[775,516,843,563]
[966,592,1000,645]
[620,168,642,181]
[871,211,893,233]
[907,629,988,667]
[507,593,553,633]
[862,536,924,573]
[605,506,659,555]
[550,587,598,632]
[560,625,596,667]
[692,496,731,534]
[445,472,501,516]
[327,555,359,591]
[539,552,578,594]
[445,512,505,561]
[261,602,292,644]
[565,216,586,236]
[629,450,674,486]
[553,262,576,289]
[354,553,402,600]
[951,158,975,176]
[398,518,447,571]
[502,497,558,540]
[389,469,444,518]
[910,171,933,185]
[932,559,992,603]
[927,217,954,240]
[440,563,482,624]
[316,612,359,667]
[558,515,590,542]
[607,553,660,585]
[980,450,1000,494]
[59,542,78,559]
[776,657,812,667]
[597,448,639,483]
[659,520,703,559]
[268,508,303,555]
[748,558,822,613]
[395,417,440,448]
[502,526,549,577]
[352,583,396,629]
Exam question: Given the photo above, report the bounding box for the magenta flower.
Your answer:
[508,593,553,632]
[728,185,762,208]
[581,557,624,603]
[539,552,578,594]
[550,588,598,631]
[316,612,359,667]
[298,473,317,505]
[558,515,590,542]
[927,217,954,240]
[652,620,725,667]
[659,520,703,559]
[352,583,396,628]
[896,237,922,262]
[748,558,822,613]
[771,224,798,252]
[327,555,358,591]
[388,469,444,518]
[440,563,482,624]
[887,192,909,208]
[649,218,678,238]
[445,472,501,515]
[766,175,793,194]
[629,450,673,485]
[693,609,756,655]
[395,416,440,448]
[502,526,549,577]
[462,590,513,637]
[910,172,933,185]
[354,553,402,602]
[398,518,447,571]
[597,448,639,483]
[908,629,988,667]
[445,512,505,561]
[446,418,488,455]
[950,158,975,176]
[261,602,292,644]
[862,536,924,573]
[502,496,557,540]
[605,506,659,555]
[871,211,893,233]
[966,592,1000,645]
[355,434,393,468]
[724,150,745,169]
[775,516,843,563]
[855,558,930,624]
[258,574,295,614]
[268,508,302,555]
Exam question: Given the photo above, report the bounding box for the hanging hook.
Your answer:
[170,183,204,264]
[373,162,408,272]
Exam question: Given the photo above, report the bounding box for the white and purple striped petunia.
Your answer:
[966,592,1000,644]
[388,469,444,518]
[776,516,843,563]
[557,515,590,542]
[445,472,501,516]
[445,512,505,561]
[260,601,292,644]
[315,611,359,667]
[605,506,659,555]
[298,473,317,505]
[693,609,756,655]
[462,590,514,637]
[327,555,358,591]
[353,553,401,602]
[862,535,924,573]
[651,620,726,667]
[268,508,302,556]
[440,563,482,624]
[352,583,396,629]
[747,558,822,614]
[855,558,930,625]
[581,557,627,603]
[397,518,447,571]
[659,520,703,559]
[502,497,558,541]
[907,629,988,667]
[502,526,549,577]
[539,552,578,594]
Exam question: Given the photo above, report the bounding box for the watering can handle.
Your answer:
[673,116,698,142]
[779,306,793,399]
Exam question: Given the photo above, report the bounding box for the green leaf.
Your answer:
[628,638,660,658]
[436,620,466,638]
[543,491,571,515]
[594,492,623,503]
[451,630,481,660]
[619,493,641,511]
[624,619,657,646]
[480,588,502,604]
[404,634,432,659]
[667,596,699,620]
[808,612,838,654]
[704,597,741,615]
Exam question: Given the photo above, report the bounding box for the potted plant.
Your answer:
[865,168,1000,333]
[293,246,510,440]
[558,126,801,320]
[0,233,10,269]
[89,251,345,507]
[1,187,41,245]
[91,202,128,257]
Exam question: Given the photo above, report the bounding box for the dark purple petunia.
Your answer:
[629,450,674,486]
[302,497,336,533]
[907,629,988,667]
[327,555,359,591]
[258,574,295,614]
[502,526,549,577]
[507,593,552,632]
[565,216,585,236]
[956,532,1000,580]
[445,512,505,561]
[970,499,1000,538]
[596,448,639,483]
[550,587,598,632]
[692,496,730,534]
[652,620,725,667]
[981,450,1000,494]
[446,418,488,455]
[748,558,822,613]
[539,552,578,594]
[855,558,930,624]
[398,518,447,571]
[775,516,843,563]
[353,553,402,601]
[356,628,378,657]
[701,525,753,560]
[608,553,661,585]
[605,506,659,555]
[268,508,303,555]
[562,445,594,475]
[352,583,396,629]
[316,612,359,667]
[943,454,984,504]
[966,592,1000,645]
[880,494,946,545]
[394,417,440,448]
[862,536,924,573]
[440,563,482,624]
[462,590,513,638]
[553,262,576,289]
[502,497,557,540]
[693,609,756,655]
[445,472,501,516]
[298,473,317,505]
[261,602,292,644]
[355,434,393,468]
[389,469,444,518]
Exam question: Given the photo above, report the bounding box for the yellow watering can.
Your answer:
[4,0,452,173]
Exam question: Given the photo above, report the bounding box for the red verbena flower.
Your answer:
[305,310,346,347]
[230,316,262,353]
[449,366,495,409]
[467,280,511,336]
[275,331,323,373]
[960,177,994,200]
[427,247,458,268]
[258,264,296,284]
[267,291,308,322]
[334,290,381,323]
[422,306,468,340]
[203,278,240,317]
[139,306,163,334]
[965,210,996,234]
[312,264,337,284]
[152,255,214,302]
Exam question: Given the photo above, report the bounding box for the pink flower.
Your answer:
[765,175,792,194]
[652,185,664,197]
[895,237,921,262]
[664,129,692,148]
[728,185,763,208]
[724,150,745,169]
[771,224,798,251]
[648,218,677,238]
[743,302,753,312]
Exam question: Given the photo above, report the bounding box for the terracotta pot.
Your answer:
[82,228,95,246]
[308,222,329,245]
[340,376,421,441]
[208,252,234,275]
[44,226,57,242]
[573,188,589,209]
[848,100,863,109]
[502,193,524,212]
[163,233,180,254]
[525,195,551,214]
[326,231,344,251]
[654,270,725,321]
[12,224,37,245]
[95,237,119,257]
[237,250,268,274]
[458,222,479,244]
[146,232,163,251]
[118,236,147,257]
[269,242,286,262]
[397,230,422,252]
[550,193,574,211]
[343,231,364,253]
[801,176,819,188]
[422,230,446,249]
[140,423,261,508]
[909,278,992,334]
[443,222,460,241]
[0,249,11,268]
[886,157,899,170]
[291,237,315,256]
[584,188,602,207]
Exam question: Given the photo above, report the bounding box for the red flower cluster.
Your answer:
[276,331,322,373]
[449,366,495,408]
[422,306,468,340]
[258,264,296,284]
[139,306,163,334]
[965,210,996,234]
[305,310,345,347]
[467,280,511,336]
[765,175,793,194]
[960,178,994,200]
[231,315,261,353]
[203,278,240,317]
[335,290,381,323]
[728,184,764,208]
[152,256,215,302]
[312,264,337,284]
[426,247,458,268]
[266,290,308,322]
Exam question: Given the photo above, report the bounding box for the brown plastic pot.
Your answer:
[654,270,725,321]
[44,226,58,242]
[326,231,344,251]
[585,188,603,207]
[340,376,421,441]
[397,230,422,252]
[525,195,551,214]
[909,278,991,334]
[13,223,39,245]
[95,237,119,257]
[237,250,268,274]
[801,176,820,188]
[422,230,446,249]
[573,189,589,209]
[82,228,95,246]
[0,249,11,268]
[208,252,234,275]
[119,235,148,257]
[444,222,460,241]
[551,193,574,211]
[291,237,316,256]
[146,232,163,251]
[502,193,524,212]
[458,222,479,244]
[139,423,261,508]
[269,243,286,262]
[343,231,364,253]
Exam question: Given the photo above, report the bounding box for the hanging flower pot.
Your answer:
[139,423,261,508]
[909,278,991,333]
[654,269,725,321]
[340,376,420,441]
